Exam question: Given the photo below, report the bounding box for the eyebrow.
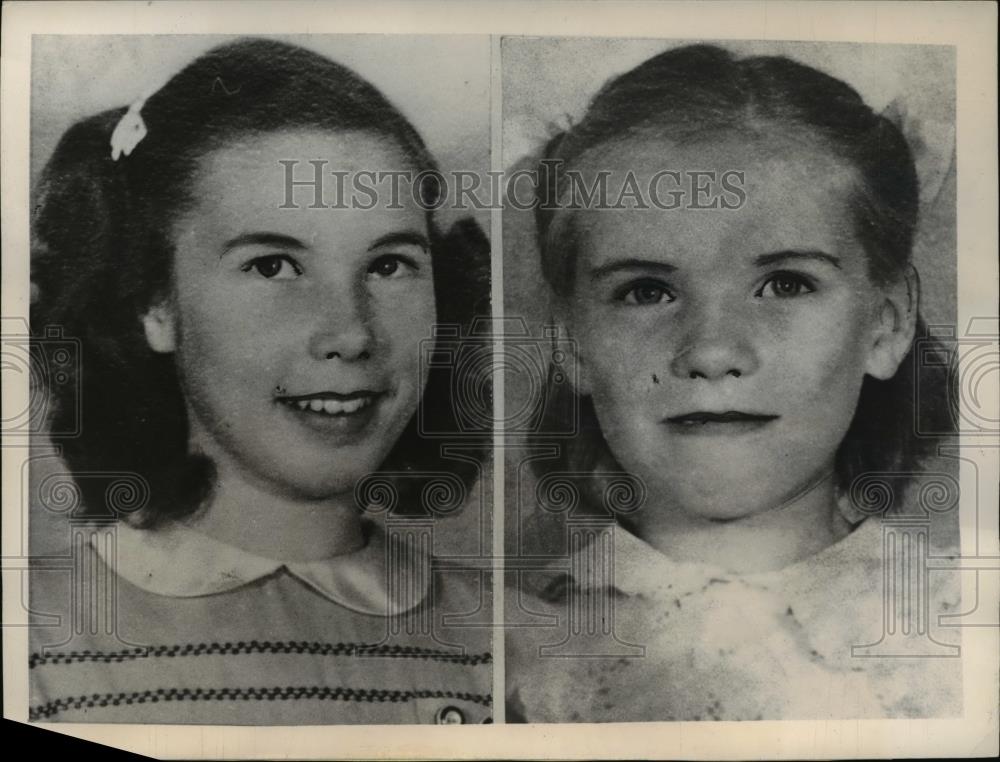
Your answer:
[589,258,677,280]
[754,249,842,269]
[368,231,430,252]
[220,230,430,258]
[222,232,306,256]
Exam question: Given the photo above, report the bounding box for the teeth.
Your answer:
[342,398,364,413]
[288,396,373,415]
[321,398,361,415]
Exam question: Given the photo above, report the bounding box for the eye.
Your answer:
[368,254,418,279]
[616,279,675,306]
[241,254,302,280]
[757,272,815,298]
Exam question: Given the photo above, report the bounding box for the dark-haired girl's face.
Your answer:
[561,135,914,525]
[143,130,435,500]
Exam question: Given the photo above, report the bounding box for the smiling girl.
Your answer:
[29,38,491,724]
[506,43,960,722]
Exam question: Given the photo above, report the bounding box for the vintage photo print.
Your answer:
[23,33,493,725]
[502,37,968,723]
[2,1,997,760]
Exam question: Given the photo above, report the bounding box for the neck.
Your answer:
[626,471,852,574]
[182,451,365,563]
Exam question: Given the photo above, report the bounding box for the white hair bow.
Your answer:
[110,90,155,161]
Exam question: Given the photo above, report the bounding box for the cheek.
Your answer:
[576,317,659,413]
[375,286,436,367]
[171,279,294,394]
[774,303,873,411]
[579,306,663,368]
[175,288,229,368]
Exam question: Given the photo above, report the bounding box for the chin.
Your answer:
[260,455,382,501]
[682,501,762,523]
[661,475,775,523]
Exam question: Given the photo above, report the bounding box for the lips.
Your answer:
[277,390,382,415]
[276,390,385,437]
[664,410,778,435]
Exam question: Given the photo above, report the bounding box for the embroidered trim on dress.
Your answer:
[30,686,492,720]
[30,641,493,668]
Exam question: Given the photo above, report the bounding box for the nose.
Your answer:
[669,304,759,381]
[308,285,375,362]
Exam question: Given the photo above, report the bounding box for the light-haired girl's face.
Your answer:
[562,134,912,522]
[143,130,435,499]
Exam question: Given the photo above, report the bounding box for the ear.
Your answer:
[551,296,591,397]
[865,266,919,381]
[141,300,177,354]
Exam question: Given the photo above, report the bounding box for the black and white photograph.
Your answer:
[1,1,997,760]
[23,34,493,725]
[502,37,966,722]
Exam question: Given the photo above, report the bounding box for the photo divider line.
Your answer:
[489,32,506,724]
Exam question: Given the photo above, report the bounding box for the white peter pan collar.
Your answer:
[88,519,430,616]
[563,514,882,599]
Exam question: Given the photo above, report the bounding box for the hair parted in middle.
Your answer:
[529,43,955,508]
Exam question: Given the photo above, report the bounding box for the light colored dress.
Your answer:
[506,510,962,722]
[30,518,492,724]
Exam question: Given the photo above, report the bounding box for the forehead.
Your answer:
[571,133,862,266]
[180,129,426,242]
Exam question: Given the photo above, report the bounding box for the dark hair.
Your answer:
[531,44,956,501]
[31,38,490,526]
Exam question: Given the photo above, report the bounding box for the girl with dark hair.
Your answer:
[30,38,491,724]
[506,43,960,722]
